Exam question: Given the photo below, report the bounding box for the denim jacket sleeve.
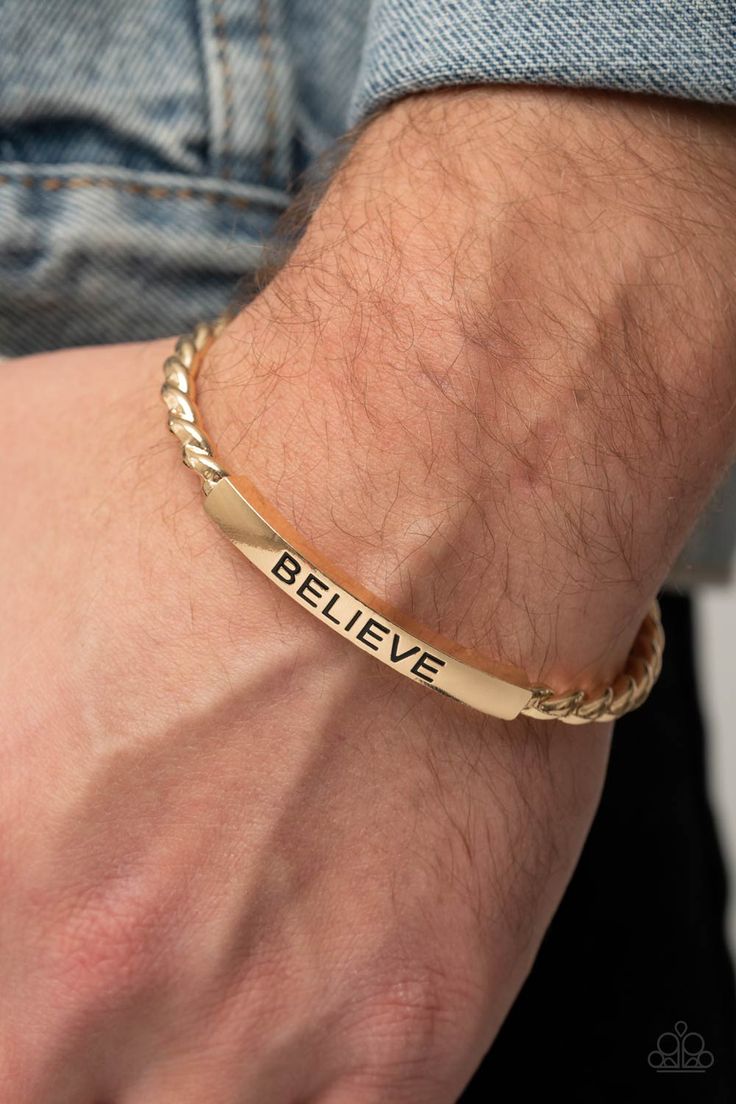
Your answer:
[350,0,736,123]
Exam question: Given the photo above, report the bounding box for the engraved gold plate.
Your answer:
[205,474,534,720]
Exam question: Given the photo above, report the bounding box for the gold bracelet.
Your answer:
[161,322,664,725]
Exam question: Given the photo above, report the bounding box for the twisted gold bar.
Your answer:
[160,321,229,489]
[162,324,665,725]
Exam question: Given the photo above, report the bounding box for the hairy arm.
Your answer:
[206,87,736,686]
[1,87,735,1102]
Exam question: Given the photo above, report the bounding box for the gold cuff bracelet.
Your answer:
[161,322,664,725]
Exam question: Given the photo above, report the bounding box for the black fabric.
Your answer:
[461,592,736,1103]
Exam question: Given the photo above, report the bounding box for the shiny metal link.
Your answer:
[161,322,228,493]
[522,601,665,724]
[162,325,665,725]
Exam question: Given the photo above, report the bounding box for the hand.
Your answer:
[2,86,735,1103]
[0,337,608,1102]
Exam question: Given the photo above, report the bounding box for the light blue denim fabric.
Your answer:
[0,0,734,583]
[0,1,368,352]
[351,0,736,121]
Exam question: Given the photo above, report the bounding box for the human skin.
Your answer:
[1,87,735,1102]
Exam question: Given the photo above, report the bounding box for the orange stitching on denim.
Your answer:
[258,0,279,184]
[212,0,235,179]
[0,174,252,209]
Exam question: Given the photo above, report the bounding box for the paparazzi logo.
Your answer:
[648,1021,714,1072]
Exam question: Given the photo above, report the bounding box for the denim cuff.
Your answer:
[350,0,736,124]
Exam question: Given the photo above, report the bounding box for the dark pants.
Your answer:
[461,592,736,1103]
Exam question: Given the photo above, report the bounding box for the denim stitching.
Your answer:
[0,174,252,208]
[258,0,279,184]
[212,0,235,179]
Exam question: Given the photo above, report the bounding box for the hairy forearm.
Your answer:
[203,87,736,693]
